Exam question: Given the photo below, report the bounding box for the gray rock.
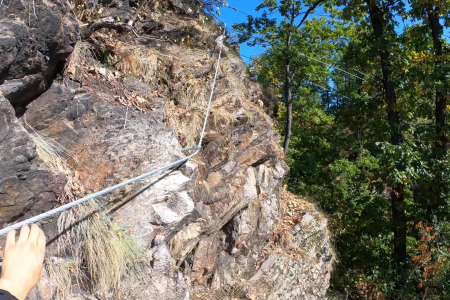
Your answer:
[0,75,47,108]
[0,96,65,227]
[190,235,221,284]
[0,0,79,108]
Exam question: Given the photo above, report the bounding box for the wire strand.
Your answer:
[240,53,352,100]
[222,5,376,81]
[223,4,249,16]
[298,52,367,81]
[304,80,350,100]
[229,27,374,82]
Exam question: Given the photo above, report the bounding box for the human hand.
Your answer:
[0,225,46,300]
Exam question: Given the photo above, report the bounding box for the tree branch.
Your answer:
[296,0,326,28]
[82,17,133,40]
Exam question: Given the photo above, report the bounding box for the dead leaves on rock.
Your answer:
[263,189,316,260]
[115,93,155,114]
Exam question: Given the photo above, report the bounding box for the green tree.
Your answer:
[242,0,450,298]
[233,0,331,155]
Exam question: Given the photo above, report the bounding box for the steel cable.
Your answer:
[0,27,227,237]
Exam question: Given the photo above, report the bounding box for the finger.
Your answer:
[5,230,16,249]
[37,232,46,266]
[17,224,31,244]
[37,266,43,279]
[37,231,46,256]
[29,224,41,246]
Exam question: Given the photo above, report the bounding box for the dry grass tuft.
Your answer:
[63,0,100,22]
[244,110,255,122]
[210,107,235,130]
[57,201,145,298]
[45,257,78,300]
[165,103,205,147]
[27,124,93,190]
[183,108,205,147]
[117,51,139,75]
[29,131,67,173]
[177,85,207,108]
[54,172,146,299]
[31,131,145,299]
[165,87,235,147]
[114,44,158,83]
[165,84,209,146]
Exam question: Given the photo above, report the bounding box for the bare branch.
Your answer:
[296,0,326,28]
[82,17,133,40]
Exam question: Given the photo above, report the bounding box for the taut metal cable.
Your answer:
[304,80,350,100]
[226,26,374,82]
[240,53,352,100]
[221,5,376,82]
[298,52,367,81]
[0,27,227,237]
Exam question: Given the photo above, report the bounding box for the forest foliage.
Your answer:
[232,0,450,299]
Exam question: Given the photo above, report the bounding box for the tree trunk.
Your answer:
[426,5,447,151]
[282,5,295,156]
[366,0,406,263]
[424,5,448,224]
[283,70,293,156]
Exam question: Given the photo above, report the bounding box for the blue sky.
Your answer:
[216,1,450,66]
[217,1,267,63]
[214,0,450,101]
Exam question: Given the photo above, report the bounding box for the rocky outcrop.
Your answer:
[247,204,333,300]
[0,2,333,300]
[0,95,65,227]
[0,0,79,109]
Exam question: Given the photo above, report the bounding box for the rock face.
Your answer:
[245,210,333,300]
[24,82,180,200]
[0,95,65,227]
[0,2,333,300]
[0,0,79,109]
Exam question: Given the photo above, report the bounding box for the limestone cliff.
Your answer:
[0,0,333,299]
